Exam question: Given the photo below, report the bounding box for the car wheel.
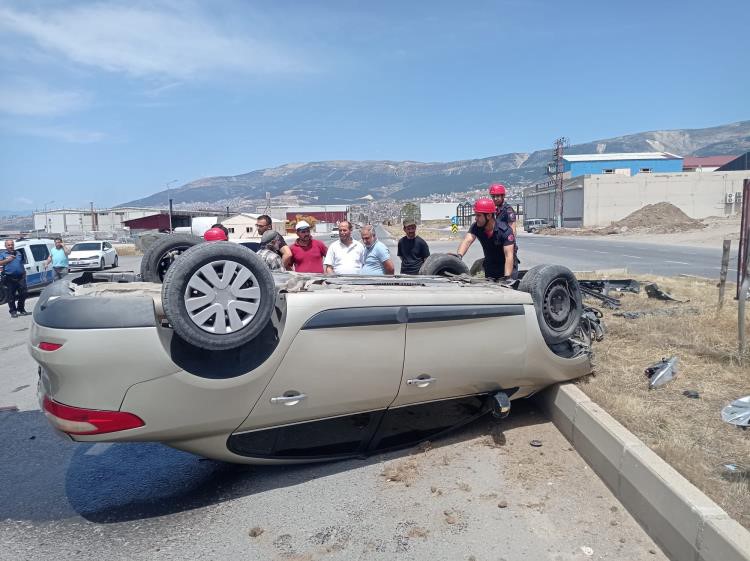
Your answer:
[162,242,276,351]
[140,233,203,283]
[418,253,469,276]
[519,264,582,345]
[469,258,485,276]
[112,255,119,269]
[99,258,105,271]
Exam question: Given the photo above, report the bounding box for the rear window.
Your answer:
[72,242,101,251]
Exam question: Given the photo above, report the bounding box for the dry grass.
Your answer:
[578,273,750,529]
[113,243,142,256]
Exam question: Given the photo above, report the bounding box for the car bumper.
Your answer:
[69,262,101,270]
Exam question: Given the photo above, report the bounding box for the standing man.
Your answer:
[455,198,517,280]
[44,237,71,280]
[288,220,327,273]
[359,225,394,275]
[256,215,293,267]
[324,220,364,275]
[0,239,29,318]
[257,230,284,271]
[397,218,430,275]
[489,183,517,235]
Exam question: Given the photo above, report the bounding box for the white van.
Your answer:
[0,238,56,294]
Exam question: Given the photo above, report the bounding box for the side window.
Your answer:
[17,248,29,265]
[104,242,112,249]
[30,244,50,262]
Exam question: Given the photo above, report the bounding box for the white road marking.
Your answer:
[84,443,114,456]
[622,254,642,259]
[592,250,609,254]
[665,260,690,265]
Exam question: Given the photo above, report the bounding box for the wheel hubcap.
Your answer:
[184,259,262,334]
[542,280,574,332]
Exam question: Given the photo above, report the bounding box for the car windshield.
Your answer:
[72,243,101,251]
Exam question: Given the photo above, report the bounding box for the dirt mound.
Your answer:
[601,202,705,234]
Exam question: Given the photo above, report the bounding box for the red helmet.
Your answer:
[204,227,228,241]
[473,198,497,214]
[489,183,506,196]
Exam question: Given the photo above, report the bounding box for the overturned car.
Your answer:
[30,241,602,464]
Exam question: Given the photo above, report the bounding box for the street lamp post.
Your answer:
[43,200,55,234]
[165,179,178,233]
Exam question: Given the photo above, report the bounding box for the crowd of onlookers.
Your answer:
[249,215,430,276]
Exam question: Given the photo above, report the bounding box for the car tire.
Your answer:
[140,233,203,283]
[418,253,469,276]
[519,264,582,345]
[112,255,119,269]
[162,242,276,351]
[99,258,105,271]
[469,258,485,276]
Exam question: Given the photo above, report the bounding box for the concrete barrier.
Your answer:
[536,383,750,561]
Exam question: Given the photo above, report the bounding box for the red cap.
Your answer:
[474,198,497,214]
[204,227,228,241]
[489,183,506,196]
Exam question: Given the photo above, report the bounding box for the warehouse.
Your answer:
[524,170,750,228]
[419,202,460,221]
[563,152,682,177]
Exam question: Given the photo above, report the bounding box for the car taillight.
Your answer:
[39,342,63,351]
[42,396,145,435]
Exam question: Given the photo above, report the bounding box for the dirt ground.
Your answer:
[383,223,462,242]
[576,273,750,529]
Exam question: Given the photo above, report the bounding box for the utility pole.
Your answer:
[43,200,55,234]
[165,179,178,233]
[548,137,569,228]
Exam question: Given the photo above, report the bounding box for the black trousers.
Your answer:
[3,275,27,314]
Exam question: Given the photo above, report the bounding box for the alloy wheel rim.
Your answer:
[183,259,262,334]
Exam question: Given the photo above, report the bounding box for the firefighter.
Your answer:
[489,183,517,235]
[455,198,517,280]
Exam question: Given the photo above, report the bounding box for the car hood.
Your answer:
[69,250,102,258]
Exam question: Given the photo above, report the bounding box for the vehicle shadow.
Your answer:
[0,401,549,524]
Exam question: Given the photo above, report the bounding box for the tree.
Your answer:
[400,202,420,224]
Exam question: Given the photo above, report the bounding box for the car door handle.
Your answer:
[406,376,437,388]
[270,393,307,406]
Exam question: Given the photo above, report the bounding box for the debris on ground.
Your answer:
[381,458,419,483]
[644,356,679,389]
[579,279,641,295]
[248,527,264,538]
[529,440,543,447]
[644,282,689,302]
[614,307,700,319]
[721,396,750,429]
[682,390,700,399]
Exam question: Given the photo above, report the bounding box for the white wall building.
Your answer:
[419,202,459,221]
[33,207,163,235]
[220,213,261,239]
[523,170,750,228]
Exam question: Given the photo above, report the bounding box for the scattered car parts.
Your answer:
[644,282,688,303]
[721,395,750,429]
[644,356,679,389]
[614,307,701,320]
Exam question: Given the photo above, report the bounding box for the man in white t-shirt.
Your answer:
[324,220,364,274]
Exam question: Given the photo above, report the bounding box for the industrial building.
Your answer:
[419,202,460,221]
[683,156,737,172]
[523,170,750,228]
[220,213,261,239]
[34,207,165,236]
[563,152,683,178]
[283,205,348,233]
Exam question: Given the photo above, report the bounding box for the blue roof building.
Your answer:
[563,152,683,178]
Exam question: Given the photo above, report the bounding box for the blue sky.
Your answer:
[0,0,747,210]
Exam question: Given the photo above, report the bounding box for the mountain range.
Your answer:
[122,120,750,207]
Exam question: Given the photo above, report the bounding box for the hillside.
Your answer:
[121,120,750,207]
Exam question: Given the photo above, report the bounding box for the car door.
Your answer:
[27,243,52,288]
[231,306,407,459]
[369,304,528,451]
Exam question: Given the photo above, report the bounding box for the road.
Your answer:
[376,226,738,279]
[0,254,667,561]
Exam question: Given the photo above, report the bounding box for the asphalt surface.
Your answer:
[0,253,668,560]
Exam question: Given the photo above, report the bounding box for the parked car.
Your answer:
[0,238,55,304]
[68,241,118,270]
[524,218,553,233]
[30,244,600,464]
